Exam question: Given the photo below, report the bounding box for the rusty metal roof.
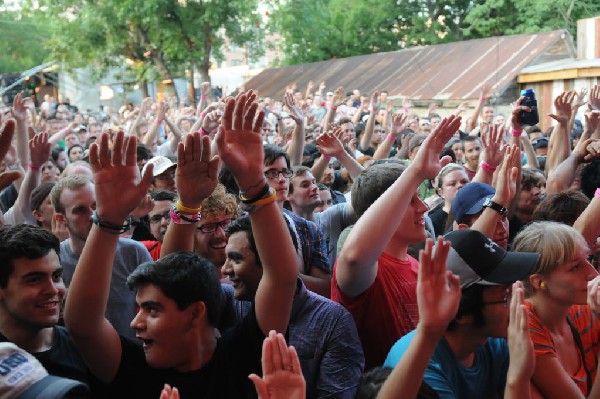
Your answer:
[245,30,575,101]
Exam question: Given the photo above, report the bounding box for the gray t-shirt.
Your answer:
[60,237,152,339]
[314,203,357,265]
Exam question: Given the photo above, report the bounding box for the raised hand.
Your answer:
[319,81,326,92]
[548,91,575,125]
[369,91,380,111]
[29,131,51,168]
[0,120,22,190]
[157,101,167,120]
[331,87,345,107]
[456,101,470,115]
[249,330,305,399]
[316,129,345,158]
[159,384,180,399]
[201,82,212,98]
[481,123,505,169]
[11,92,29,121]
[390,113,408,138]
[88,131,153,225]
[506,281,535,383]
[412,115,462,180]
[417,237,461,335]
[176,133,221,209]
[589,85,600,111]
[216,90,265,191]
[141,97,153,113]
[494,144,519,206]
[585,110,600,136]
[284,92,304,124]
[130,194,154,220]
[511,96,531,132]
[480,83,494,101]
[573,88,588,110]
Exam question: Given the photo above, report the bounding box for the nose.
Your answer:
[221,259,232,276]
[130,310,147,331]
[416,198,428,214]
[585,261,598,279]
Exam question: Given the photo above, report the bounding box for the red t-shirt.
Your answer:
[141,240,162,261]
[331,252,419,370]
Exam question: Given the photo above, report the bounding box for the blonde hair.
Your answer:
[512,221,589,297]
[433,163,466,191]
[200,184,238,219]
[50,174,93,214]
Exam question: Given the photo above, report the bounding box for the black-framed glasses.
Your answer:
[149,212,171,224]
[264,168,293,179]
[482,292,511,309]
[197,218,233,233]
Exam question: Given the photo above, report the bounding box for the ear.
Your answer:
[54,212,66,226]
[457,223,470,230]
[529,274,543,291]
[189,301,207,328]
[454,313,472,327]
[32,210,44,223]
[436,187,444,198]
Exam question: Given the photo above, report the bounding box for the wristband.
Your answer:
[170,207,201,224]
[479,98,485,104]
[480,161,496,174]
[199,127,210,136]
[91,212,132,234]
[239,181,272,204]
[28,163,41,171]
[155,118,162,124]
[201,95,207,100]
[370,109,376,115]
[199,112,206,120]
[595,188,600,198]
[330,106,337,111]
[510,128,522,137]
[240,191,277,214]
[322,155,331,161]
[175,200,202,214]
[386,134,396,143]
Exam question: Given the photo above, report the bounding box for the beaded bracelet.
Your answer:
[170,207,201,224]
[91,212,132,235]
[480,161,496,174]
[239,181,271,204]
[175,200,201,214]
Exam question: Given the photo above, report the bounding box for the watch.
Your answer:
[482,198,507,216]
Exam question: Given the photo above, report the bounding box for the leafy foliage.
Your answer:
[0,12,51,73]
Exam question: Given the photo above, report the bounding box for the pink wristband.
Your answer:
[199,112,206,120]
[155,118,162,124]
[386,134,396,143]
[510,128,522,137]
[595,188,600,198]
[480,161,496,174]
[370,109,376,115]
[322,155,331,161]
[29,163,40,171]
[199,127,210,136]
[330,106,337,111]
[201,95,207,100]
[479,98,485,104]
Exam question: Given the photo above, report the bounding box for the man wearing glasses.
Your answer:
[142,155,176,193]
[263,144,331,297]
[193,184,239,280]
[140,190,177,260]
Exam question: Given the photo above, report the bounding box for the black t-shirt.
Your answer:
[0,326,108,397]
[428,204,449,237]
[108,304,265,398]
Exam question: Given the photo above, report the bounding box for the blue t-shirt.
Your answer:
[384,330,509,399]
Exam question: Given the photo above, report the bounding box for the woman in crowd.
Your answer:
[427,163,469,236]
[513,221,600,398]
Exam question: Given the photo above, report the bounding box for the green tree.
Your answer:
[0,12,50,73]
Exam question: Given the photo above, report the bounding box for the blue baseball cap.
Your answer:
[451,182,495,223]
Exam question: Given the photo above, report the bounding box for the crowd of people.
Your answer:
[0,79,600,399]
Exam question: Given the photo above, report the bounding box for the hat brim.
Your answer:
[18,375,88,399]
[463,194,493,217]
[482,251,540,285]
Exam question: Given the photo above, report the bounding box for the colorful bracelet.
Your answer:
[239,191,277,214]
[170,207,201,224]
[239,181,271,204]
[201,95,207,101]
[386,134,396,143]
[595,188,600,198]
[28,163,41,171]
[330,106,337,111]
[155,118,163,124]
[175,200,201,214]
[322,154,331,161]
[479,97,485,104]
[480,161,497,174]
[510,128,522,137]
[91,212,132,234]
[199,127,210,136]
[247,189,276,206]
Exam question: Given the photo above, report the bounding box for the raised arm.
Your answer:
[373,113,407,160]
[467,84,493,133]
[64,131,153,383]
[284,92,306,167]
[323,87,344,129]
[163,114,184,154]
[130,97,152,137]
[160,133,221,257]
[0,120,22,191]
[359,92,379,152]
[377,237,460,399]
[316,127,364,180]
[142,101,166,148]
[336,115,461,297]
[545,91,574,175]
[216,91,298,335]
[472,124,505,185]
[11,92,31,168]
[573,141,600,250]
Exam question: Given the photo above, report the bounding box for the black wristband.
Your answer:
[92,212,132,234]
[239,181,271,204]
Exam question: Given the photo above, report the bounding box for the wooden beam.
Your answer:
[518,67,600,83]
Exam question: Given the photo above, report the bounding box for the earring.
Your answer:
[540,282,546,289]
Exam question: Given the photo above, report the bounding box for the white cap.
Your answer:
[142,156,176,177]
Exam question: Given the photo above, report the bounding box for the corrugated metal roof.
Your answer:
[246,30,574,101]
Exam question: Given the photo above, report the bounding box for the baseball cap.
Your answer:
[451,182,495,223]
[0,342,89,398]
[142,156,176,177]
[444,229,539,289]
[531,137,549,149]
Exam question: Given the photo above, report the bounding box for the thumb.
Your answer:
[439,155,452,168]
[547,113,559,122]
[248,374,268,399]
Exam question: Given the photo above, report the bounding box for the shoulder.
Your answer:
[383,330,417,368]
[117,237,153,260]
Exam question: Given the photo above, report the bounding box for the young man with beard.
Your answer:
[65,93,298,398]
[50,174,152,339]
[333,116,461,369]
